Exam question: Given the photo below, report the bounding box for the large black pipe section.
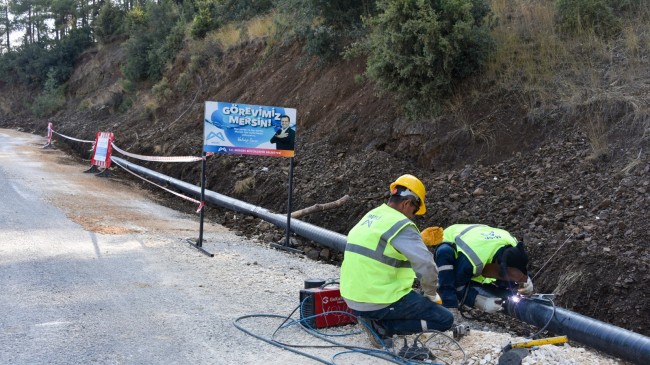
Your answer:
[506,297,650,364]
[112,156,650,364]
[111,156,347,252]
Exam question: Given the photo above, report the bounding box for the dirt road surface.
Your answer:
[0,129,626,365]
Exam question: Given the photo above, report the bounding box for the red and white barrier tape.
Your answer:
[111,142,203,163]
[111,158,203,210]
[52,130,95,143]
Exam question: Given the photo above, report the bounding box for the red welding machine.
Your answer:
[299,281,357,329]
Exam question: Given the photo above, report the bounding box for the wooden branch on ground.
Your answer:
[291,195,351,219]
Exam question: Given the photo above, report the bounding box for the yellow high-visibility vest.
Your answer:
[443,224,517,283]
[340,204,417,304]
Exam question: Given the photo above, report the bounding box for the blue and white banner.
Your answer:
[203,101,297,157]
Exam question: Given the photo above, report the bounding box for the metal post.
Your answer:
[285,157,294,245]
[272,157,301,254]
[188,152,214,257]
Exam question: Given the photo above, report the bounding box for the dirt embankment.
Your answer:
[1,38,648,337]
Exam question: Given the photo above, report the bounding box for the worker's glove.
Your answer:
[425,293,443,305]
[518,276,534,296]
[421,226,444,246]
[474,295,504,314]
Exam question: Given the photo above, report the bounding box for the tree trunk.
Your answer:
[4,4,9,50]
[291,195,352,219]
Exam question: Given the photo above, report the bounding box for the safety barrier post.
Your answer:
[187,151,214,257]
[43,122,54,149]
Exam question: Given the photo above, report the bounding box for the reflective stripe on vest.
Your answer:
[453,224,485,276]
[345,218,412,268]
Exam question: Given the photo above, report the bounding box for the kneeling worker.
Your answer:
[340,174,453,348]
[427,224,534,319]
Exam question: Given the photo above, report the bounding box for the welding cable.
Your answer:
[273,300,358,345]
[289,309,443,364]
[295,295,362,338]
[526,297,557,339]
[233,314,335,365]
[293,307,463,364]
[414,330,467,364]
[318,279,340,288]
[237,295,451,364]
[236,311,450,365]
[238,301,414,364]
[458,285,484,320]
[236,313,400,364]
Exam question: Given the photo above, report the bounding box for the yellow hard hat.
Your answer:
[389,174,426,215]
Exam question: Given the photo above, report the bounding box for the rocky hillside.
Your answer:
[1,32,649,338]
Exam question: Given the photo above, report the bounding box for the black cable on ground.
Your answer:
[234,302,461,365]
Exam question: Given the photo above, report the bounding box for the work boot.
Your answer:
[358,317,393,349]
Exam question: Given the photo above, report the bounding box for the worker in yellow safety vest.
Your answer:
[340,174,453,348]
[422,224,534,321]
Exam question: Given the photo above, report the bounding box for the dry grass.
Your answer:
[446,94,497,150]
[485,0,649,108]
[209,14,275,50]
[234,176,256,195]
[583,118,609,160]
[212,24,241,49]
[487,0,567,97]
[620,150,644,175]
[246,15,276,40]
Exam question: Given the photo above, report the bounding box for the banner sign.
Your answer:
[91,132,115,168]
[203,101,297,158]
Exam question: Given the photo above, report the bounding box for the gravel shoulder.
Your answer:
[0,129,627,364]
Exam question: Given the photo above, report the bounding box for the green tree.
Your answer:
[31,68,66,116]
[190,0,273,39]
[0,0,11,50]
[94,1,125,43]
[190,0,217,39]
[50,0,78,40]
[273,0,377,61]
[9,0,35,44]
[364,0,493,113]
[123,0,182,82]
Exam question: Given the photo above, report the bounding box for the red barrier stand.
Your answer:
[87,132,115,176]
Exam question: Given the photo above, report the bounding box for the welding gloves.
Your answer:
[425,293,443,304]
[518,276,534,295]
[474,295,504,314]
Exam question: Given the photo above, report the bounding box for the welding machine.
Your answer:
[299,279,357,329]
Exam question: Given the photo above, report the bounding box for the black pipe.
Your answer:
[111,157,347,252]
[506,297,650,364]
[111,156,650,364]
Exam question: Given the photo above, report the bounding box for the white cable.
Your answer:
[52,130,95,143]
[111,142,202,162]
